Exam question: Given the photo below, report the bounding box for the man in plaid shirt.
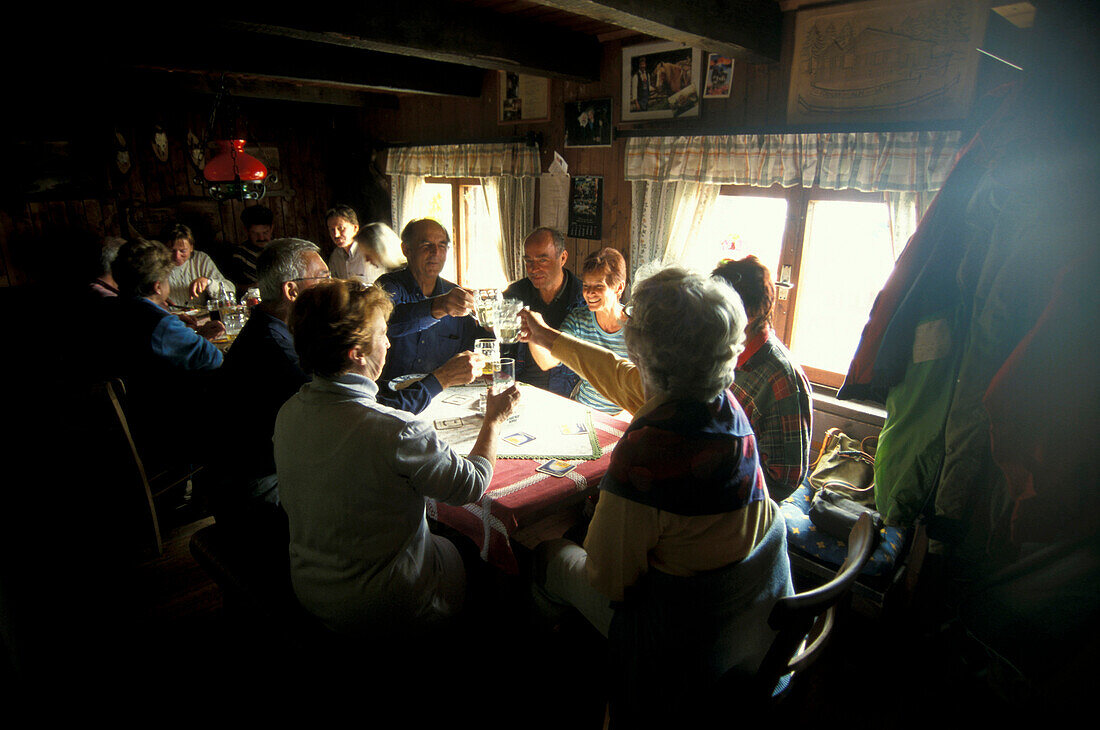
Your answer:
[714,257,813,501]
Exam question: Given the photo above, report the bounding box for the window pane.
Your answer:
[683,195,787,277]
[412,182,457,282]
[460,186,508,290]
[790,200,896,376]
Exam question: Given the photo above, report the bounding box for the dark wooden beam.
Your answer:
[219,1,603,82]
[129,30,487,98]
[528,0,783,63]
[126,69,401,109]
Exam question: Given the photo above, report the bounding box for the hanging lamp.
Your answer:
[204,139,268,201]
[198,76,269,201]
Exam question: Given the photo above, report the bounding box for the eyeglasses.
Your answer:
[291,274,331,282]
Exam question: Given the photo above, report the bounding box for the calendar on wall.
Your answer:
[567,175,603,240]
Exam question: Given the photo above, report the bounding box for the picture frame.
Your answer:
[567,175,603,240]
[564,98,613,148]
[703,53,734,99]
[621,41,702,121]
[499,71,550,124]
[787,0,989,125]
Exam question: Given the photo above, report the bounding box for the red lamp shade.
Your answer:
[203,139,268,183]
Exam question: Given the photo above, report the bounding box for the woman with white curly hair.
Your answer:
[520,265,793,727]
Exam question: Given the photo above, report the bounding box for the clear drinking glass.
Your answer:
[474,338,499,377]
[492,357,516,394]
[475,288,501,330]
[497,298,522,343]
[224,305,248,337]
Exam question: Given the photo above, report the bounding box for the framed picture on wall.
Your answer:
[788,0,988,125]
[621,41,701,121]
[564,98,613,148]
[703,53,734,98]
[499,71,550,124]
[567,175,603,240]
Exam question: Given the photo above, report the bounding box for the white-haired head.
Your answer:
[624,265,747,402]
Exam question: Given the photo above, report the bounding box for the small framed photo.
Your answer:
[704,53,734,98]
[622,41,702,121]
[567,175,603,240]
[565,98,613,148]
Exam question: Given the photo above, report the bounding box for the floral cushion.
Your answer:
[779,482,906,578]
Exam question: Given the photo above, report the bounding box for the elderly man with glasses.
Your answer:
[213,237,478,531]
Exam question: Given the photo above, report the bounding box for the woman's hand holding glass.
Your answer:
[518,308,562,370]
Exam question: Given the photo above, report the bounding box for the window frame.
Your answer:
[715,183,895,389]
[424,176,481,285]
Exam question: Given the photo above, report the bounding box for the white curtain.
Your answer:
[625,132,962,276]
[885,191,937,259]
[482,176,534,282]
[385,142,539,282]
[630,180,720,281]
[390,175,425,239]
[625,132,962,192]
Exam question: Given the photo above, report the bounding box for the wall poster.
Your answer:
[788,0,989,125]
[567,175,603,240]
[500,72,550,124]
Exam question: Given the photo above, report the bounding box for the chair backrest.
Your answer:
[82,379,163,554]
[753,512,876,697]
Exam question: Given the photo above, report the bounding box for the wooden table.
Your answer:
[422,384,628,574]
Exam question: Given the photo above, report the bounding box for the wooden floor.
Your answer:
[4,504,1049,726]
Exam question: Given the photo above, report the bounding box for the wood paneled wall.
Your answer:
[359,30,792,280]
[1,90,349,287]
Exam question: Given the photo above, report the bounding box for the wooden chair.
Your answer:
[710,513,877,708]
[86,379,202,555]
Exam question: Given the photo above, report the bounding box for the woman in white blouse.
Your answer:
[273,279,519,638]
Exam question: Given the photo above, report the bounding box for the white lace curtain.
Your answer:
[625,131,963,276]
[386,142,540,281]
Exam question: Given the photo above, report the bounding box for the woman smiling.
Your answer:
[529,247,630,415]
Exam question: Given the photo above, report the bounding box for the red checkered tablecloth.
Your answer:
[428,403,628,574]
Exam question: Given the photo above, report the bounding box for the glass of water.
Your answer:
[223,305,248,337]
[497,298,523,343]
[492,357,515,395]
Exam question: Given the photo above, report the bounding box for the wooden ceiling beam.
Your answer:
[221,1,603,82]
[527,0,783,63]
[128,30,487,98]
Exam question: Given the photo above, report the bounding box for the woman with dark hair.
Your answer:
[530,247,630,414]
[272,280,519,637]
[712,255,813,500]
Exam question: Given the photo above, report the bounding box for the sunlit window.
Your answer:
[411,180,506,289]
[682,195,787,277]
[791,200,896,377]
[688,188,911,389]
[412,181,458,283]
